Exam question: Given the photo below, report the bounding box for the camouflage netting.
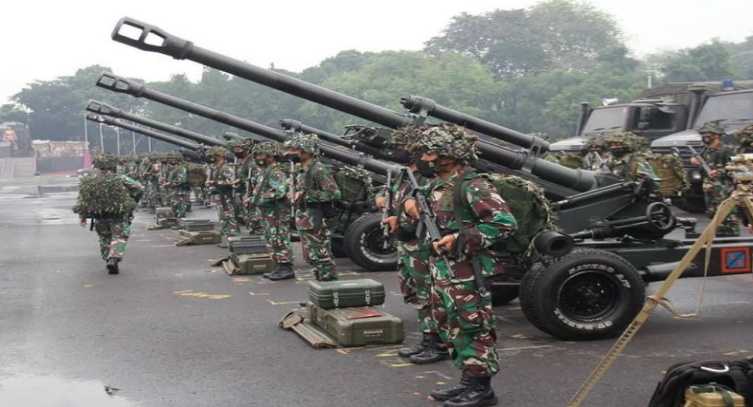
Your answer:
[76,173,137,217]
[285,133,320,155]
[603,131,649,153]
[417,124,479,162]
[253,141,281,157]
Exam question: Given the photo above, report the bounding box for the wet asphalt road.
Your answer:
[2,176,753,407]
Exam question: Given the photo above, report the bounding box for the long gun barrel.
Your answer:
[110,17,608,194]
[87,100,225,147]
[400,95,550,154]
[86,113,201,151]
[96,73,401,177]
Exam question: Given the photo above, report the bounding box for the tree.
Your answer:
[425,0,623,79]
[0,104,28,123]
[658,40,735,82]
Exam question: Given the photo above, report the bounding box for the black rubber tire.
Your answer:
[343,212,398,272]
[519,264,556,336]
[491,286,519,306]
[520,249,645,341]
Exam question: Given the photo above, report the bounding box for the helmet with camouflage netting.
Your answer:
[93,153,119,171]
[415,124,479,163]
[253,141,281,158]
[285,133,320,155]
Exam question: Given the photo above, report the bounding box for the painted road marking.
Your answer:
[174,290,231,300]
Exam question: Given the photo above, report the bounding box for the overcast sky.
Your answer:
[2,0,751,104]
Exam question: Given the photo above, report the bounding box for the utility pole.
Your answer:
[115,127,121,156]
[98,123,104,153]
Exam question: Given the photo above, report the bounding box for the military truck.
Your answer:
[650,82,753,212]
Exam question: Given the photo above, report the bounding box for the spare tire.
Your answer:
[520,249,645,341]
[343,212,397,271]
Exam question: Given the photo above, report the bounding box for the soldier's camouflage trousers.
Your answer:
[430,258,499,377]
[193,186,209,205]
[239,196,264,234]
[705,179,739,236]
[300,226,337,281]
[398,240,436,335]
[173,189,190,218]
[146,179,162,209]
[259,204,292,265]
[94,218,132,261]
[216,193,240,239]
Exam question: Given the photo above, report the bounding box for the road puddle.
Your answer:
[0,375,137,406]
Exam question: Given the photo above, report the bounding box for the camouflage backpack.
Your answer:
[647,153,689,198]
[334,165,373,203]
[76,173,137,218]
[455,171,556,257]
[187,164,207,187]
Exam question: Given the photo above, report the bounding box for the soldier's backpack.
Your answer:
[648,358,753,407]
[334,165,372,204]
[187,164,207,188]
[76,174,137,218]
[648,153,689,198]
[453,171,556,257]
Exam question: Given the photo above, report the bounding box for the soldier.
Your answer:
[76,154,143,274]
[692,120,739,236]
[378,126,448,365]
[229,140,260,233]
[247,142,294,280]
[206,147,241,245]
[604,131,658,181]
[167,155,191,218]
[403,125,516,407]
[734,124,753,154]
[286,133,341,281]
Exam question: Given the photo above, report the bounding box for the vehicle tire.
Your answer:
[343,212,398,271]
[519,264,555,335]
[491,286,519,306]
[520,249,645,341]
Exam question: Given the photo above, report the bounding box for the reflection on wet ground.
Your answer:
[0,375,136,406]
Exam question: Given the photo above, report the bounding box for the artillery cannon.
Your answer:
[86,113,201,152]
[108,17,753,341]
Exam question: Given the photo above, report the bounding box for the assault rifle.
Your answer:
[686,146,714,176]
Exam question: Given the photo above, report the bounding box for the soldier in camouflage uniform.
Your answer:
[378,125,448,364]
[604,131,659,181]
[403,125,516,407]
[206,147,241,245]
[77,154,144,275]
[693,121,739,236]
[286,133,341,281]
[247,142,295,280]
[230,140,261,233]
[167,155,191,218]
[734,124,753,154]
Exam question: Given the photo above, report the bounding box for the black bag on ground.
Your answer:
[648,358,753,407]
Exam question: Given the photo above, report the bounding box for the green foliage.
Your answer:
[77,174,137,217]
[0,103,28,123]
[657,40,735,82]
[425,0,622,79]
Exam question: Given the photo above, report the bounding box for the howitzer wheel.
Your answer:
[520,249,645,341]
[343,212,397,271]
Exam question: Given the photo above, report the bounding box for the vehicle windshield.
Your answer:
[581,107,628,134]
[694,92,753,128]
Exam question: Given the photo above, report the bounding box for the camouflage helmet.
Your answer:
[603,131,645,153]
[285,133,320,155]
[207,146,228,158]
[699,120,725,135]
[253,141,280,157]
[735,124,753,147]
[93,153,118,170]
[415,124,479,162]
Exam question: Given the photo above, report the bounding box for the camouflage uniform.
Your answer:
[288,134,341,281]
[168,159,191,218]
[700,121,738,235]
[251,143,293,266]
[604,132,659,181]
[415,126,517,381]
[77,154,144,272]
[207,148,241,241]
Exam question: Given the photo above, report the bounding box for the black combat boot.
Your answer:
[430,373,473,402]
[443,376,497,407]
[398,334,431,358]
[409,335,449,364]
[106,258,120,275]
[266,263,295,281]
